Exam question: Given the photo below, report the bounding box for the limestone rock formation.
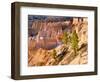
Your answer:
[28,17,88,66]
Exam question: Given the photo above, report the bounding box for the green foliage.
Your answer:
[62,32,68,45]
[71,30,79,55]
[52,49,57,59]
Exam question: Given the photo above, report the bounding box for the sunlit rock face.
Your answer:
[28,48,53,66]
[73,18,79,25]
[70,17,88,64]
[79,18,88,48]
[58,17,88,65]
[72,17,88,46]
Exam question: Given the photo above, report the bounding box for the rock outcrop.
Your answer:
[28,17,88,66]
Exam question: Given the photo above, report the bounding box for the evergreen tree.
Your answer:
[71,30,79,55]
[52,49,57,59]
[62,32,68,45]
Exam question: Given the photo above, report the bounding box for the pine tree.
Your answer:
[62,32,68,45]
[52,49,57,59]
[71,30,79,55]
